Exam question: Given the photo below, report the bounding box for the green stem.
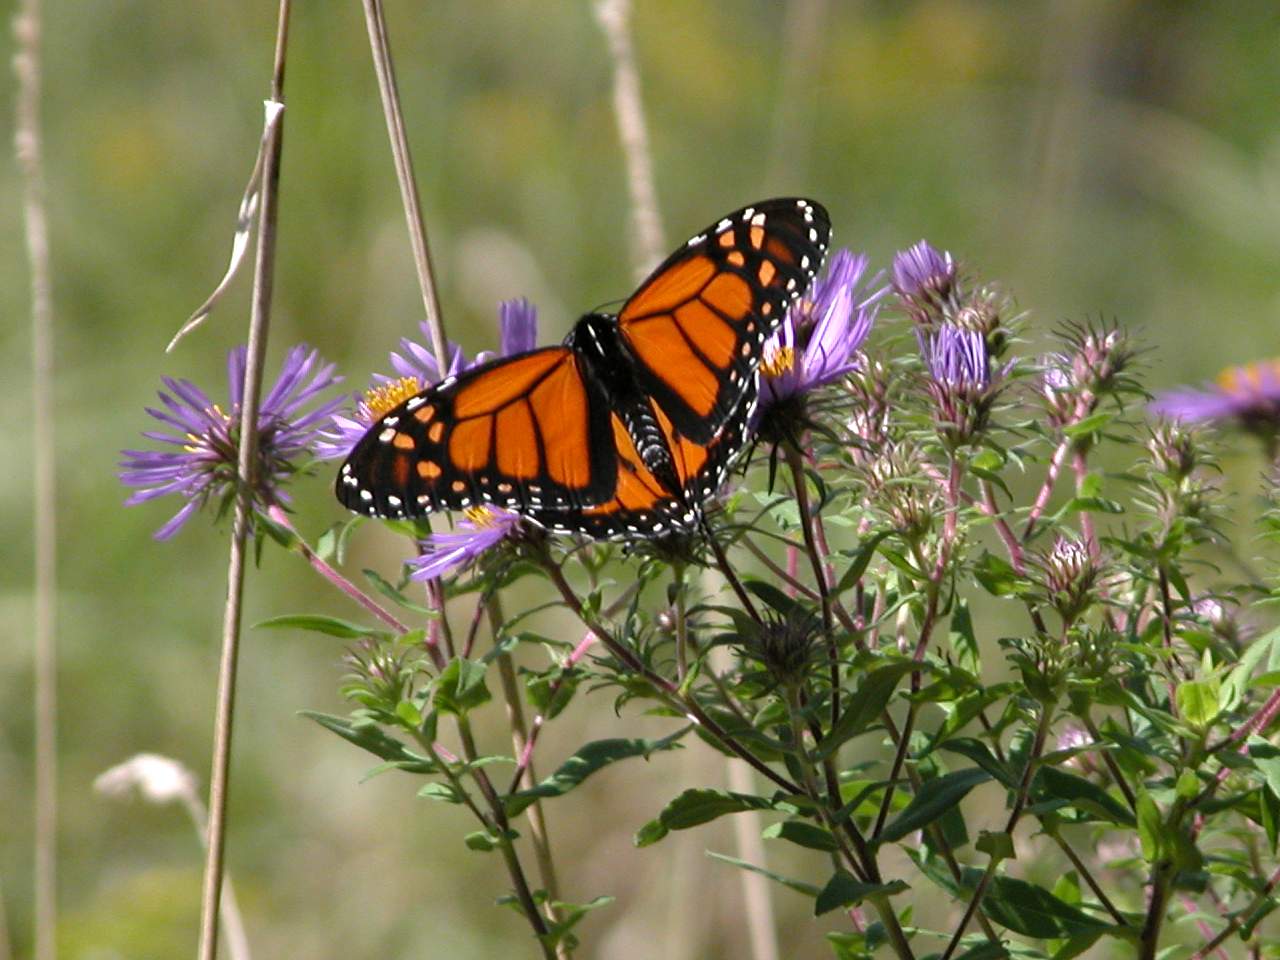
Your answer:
[939,697,1054,960]
[455,716,555,957]
[537,550,800,795]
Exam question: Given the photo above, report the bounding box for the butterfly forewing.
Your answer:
[617,198,830,443]
[337,347,617,519]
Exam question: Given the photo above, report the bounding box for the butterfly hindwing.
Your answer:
[617,198,830,444]
[337,347,618,519]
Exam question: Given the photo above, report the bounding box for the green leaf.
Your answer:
[745,579,807,618]
[972,552,1030,598]
[637,789,786,847]
[762,820,837,852]
[1223,626,1280,713]
[876,768,991,845]
[817,660,918,758]
[417,781,465,804]
[433,658,491,716]
[948,599,980,675]
[362,568,433,614]
[301,711,434,771]
[464,828,518,852]
[256,614,391,641]
[814,871,909,916]
[537,896,615,951]
[1136,792,1164,862]
[1034,766,1135,826]
[1261,786,1280,854]
[976,830,1014,862]
[506,729,687,817]
[981,874,1117,939]
[940,738,1016,788]
[705,851,820,898]
[1176,679,1221,729]
[1062,412,1113,439]
[835,530,893,594]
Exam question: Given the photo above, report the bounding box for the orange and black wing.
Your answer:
[336,347,618,520]
[532,400,752,538]
[616,198,831,444]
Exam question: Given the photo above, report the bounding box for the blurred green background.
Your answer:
[4,1,1280,957]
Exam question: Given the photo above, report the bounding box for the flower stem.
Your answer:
[536,550,800,795]
[1189,864,1280,960]
[784,445,839,726]
[14,3,57,956]
[489,596,569,956]
[197,4,290,959]
[359,0,448,362]
[939,697,1054,960]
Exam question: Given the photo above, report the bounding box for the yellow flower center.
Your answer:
[463,505,503,527]
[364,376,422,419]
[761,344,796,379]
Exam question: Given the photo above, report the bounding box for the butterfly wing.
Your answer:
[616,198,831,444]
[532,398,753,538]
[337,347,618,519]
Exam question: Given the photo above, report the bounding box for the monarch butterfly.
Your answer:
[336,197,831,537]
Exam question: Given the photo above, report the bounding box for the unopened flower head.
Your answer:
[737,608,823,689]
[865,442,939,541]
[315,299,540,461]
[1145,420,1206,481]
[1036,534,1101,625]
[845,358,893,453]
[920,325,1003,445]
[755,249,883,438]
[892,240,956,321]
[1056,321,1138,402]
[120,345,343,539]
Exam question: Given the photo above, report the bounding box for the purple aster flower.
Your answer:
[315,301,541,462]
[120,345,344,540]
[1150,359,1280,428]
[892,240,956,305]
[407,505,522,580]
[758,250,883,407]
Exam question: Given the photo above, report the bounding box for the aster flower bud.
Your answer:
[1036,535,1101,625]
[1059,321,1138,400]
[920,325,1005,446]
[1146,421,1204,481]
[736,609,824,689]
[892,240,957,327]
[865,443,939,542]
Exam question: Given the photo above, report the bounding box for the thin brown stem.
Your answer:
[1053,833,1129,927]
[593,0,665,277]
[15,4,56,957]
[703,522,763,622]
[359,0,448,362]
[456,717,555,956]
[197,5,290,959]
[786,446,839,726]
[1189,865,1280,959]
[489,597,567,953]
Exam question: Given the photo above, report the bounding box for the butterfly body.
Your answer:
[337,198,831,538]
